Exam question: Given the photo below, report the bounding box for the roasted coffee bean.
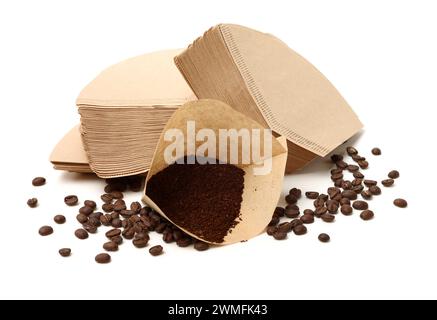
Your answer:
[273,231,287,240]
[300,214,314,224]
[313,198,326,208]
[285,206,300,218]
[315,206,328,217]
[364,180,377,187]
[194,241,210,251]
[278,222,293,233]
[290,219,303,229]
[149,245,164,256]
[394,198,408,208]
[352,200,368,210]
[100,194,113,203]
[89,211,103,220]
[342,190,358,200]
[318,233,330,243]
[382,179,395,187]
[340,204,353,216]
[361,190,373,200]
[369,185,381,195]
[326,202,339,214]
[341,180,353,190]
[334,179,344,187]
[358,160,369,169]
[27,198,38,208]
[110,191,123,199]
[305,191,319,199]
[84,200,97,209]
[176,237,193,247]
[266,226,277,236]
[111,235,123,245]
[83,223,97,234]
[103,241,118,252]
[74,228,88,240]
[95,253,111,264]
[122,228,135,240]
[289,188,302,199]
[388,170,400,179]
[54,215,66,224]
[120,210,135,218]
[293,224,307,235]
[129,215,141,224]
[347,165,359,172]
[352,155,366,162]
[285,194,297,204]
[268,216,280,226]
[328,187,340,198]
[79,206,94,216]
[371,148,381,155]
[353,171,365,179]
[331,154,343,163]
[113,202,127,212]
[172,229,183,241]
[346,146,358,156]
[331,168,343,175]
[64,195,78,206]
[360,210,374,221]
[274,207,285,217]
[88,217,101,227]
[32,177,46,186]
[352,178,363,187]
[321,214,335,223]
[318,194,329,202]
[352,185,364,194]
[58,248,71,257]
[340,198,351,206]
[102,203,114,213]
[76,213,88,224]
[100,214,111,226]
[331,173,344,181]
[110,211,120,220]
[155,222,168,233]
[130,201,142,213]
[39,226,53,236]
[135,232,150,241]
[111,218,122,228]
[105,229,121,239]
[303,209,314,216]
[336,160,348,169]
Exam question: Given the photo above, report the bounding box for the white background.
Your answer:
[0,0,436,300]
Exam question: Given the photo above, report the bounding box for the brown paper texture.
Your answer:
[142,99,287,245]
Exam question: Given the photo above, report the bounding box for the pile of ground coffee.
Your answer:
[146,157,245,243]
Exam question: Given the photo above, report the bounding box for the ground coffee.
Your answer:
[146,157,245,243]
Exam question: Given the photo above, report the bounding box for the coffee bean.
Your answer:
[352,179,363,187]
[39,226,53,236]
[346,146,358,156]
[79,206,94,216]
[300,214,314,224]
[313,198,326,208]
[305,191,319,199]
[364,180,377,187]
[95,253,111,264]
[32,177,46,186]
[290,219,303,229]
[353,171,365,179]
[342,190,358,200]
[74,228,88,240]
[273,231,287,240]
[58,248,71,257]
[27,198,38,208]
[336,160,348,170]
[318,233,330,243]
[268,216,280,226]
[326,202,339,214]
[358,160,369,169]
[388,170,400,179]
[340,198,351,206]
[303,209,314,216]
[341,180,352,190]
[285,206,300,218]
[89,211,103,220]
[103,241,118,252]
[176,237,193,247]
[84,200,97,209]
[318,194,329,202]
[393,198,408,208]
[369,185,381,195]
[352,155,366,162]
[382,179,395,187]
[266,226,278,236]
[293,224,307,235]
[105,229,121,239]
[341,204,353,216]
[289,188,302,199]
[111,218,122,228]
[353,185,364,194]
[135,232,150,241]
[278,222,293,233]
[149,245,164,256]
[101,194,113,203]
[54,215,66,224]
[315,206,328,217]
[130,201,142,213]
[194,241,210,251]
[64,195,78,206]
[371,148,381,155]
[331,154,343,163]
[331,168,343,175]
[328,187,340,198]
[122,228,135,240]
[360,210,374,221]
[111,211,120,220]
[102,203,114,213]
[76,213,88,224]
[273,207,285,217]
[110,191,124,199]
[331,173,344,181]
[83,223,97,234]
[285,194,297,204]
[333,180,342,187]
[361,190,373,200]
[172,230,183,241]
[113,201,127,212]
[352,200,368,210]
[347,165,359,172]
[321,214,335,223]
[88,217,101,227]
[111,235,123,245]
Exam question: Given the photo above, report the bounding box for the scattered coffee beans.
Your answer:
[58,248,71,257]
[103,241,118,252]
[363,180,377,187]
[54,215,66,224]
[393,198,408,208]
[369,185,381,195]
[84,200,97,209]
[382,179,394,187]
[371,148,381,155]
[273,231,287,240]
[39,226,53,236]
[353,200,368,210]
[79,206,93,215]
[64,195,78,206]
[27,198,38,208]
[149,245,163,256]
[194,241,210,251]
[360,210,374,221]
[74,228,88,240]
[305,191,319,199]
[301,214,314,224]
[361,190,373,200]
[95,253,111,264]
[346,147,358,156]
[321,214,335,223]
[318,233,330,243]
[32,177,46,186]
[388,170,400,179]
[341,205,353,216]
[293,224,307,235]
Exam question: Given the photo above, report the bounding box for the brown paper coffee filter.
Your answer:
[142,99,288,244]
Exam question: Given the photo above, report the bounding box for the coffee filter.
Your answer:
[142,99,288,244]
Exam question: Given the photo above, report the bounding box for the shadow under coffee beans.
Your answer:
[146,157,245,243]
